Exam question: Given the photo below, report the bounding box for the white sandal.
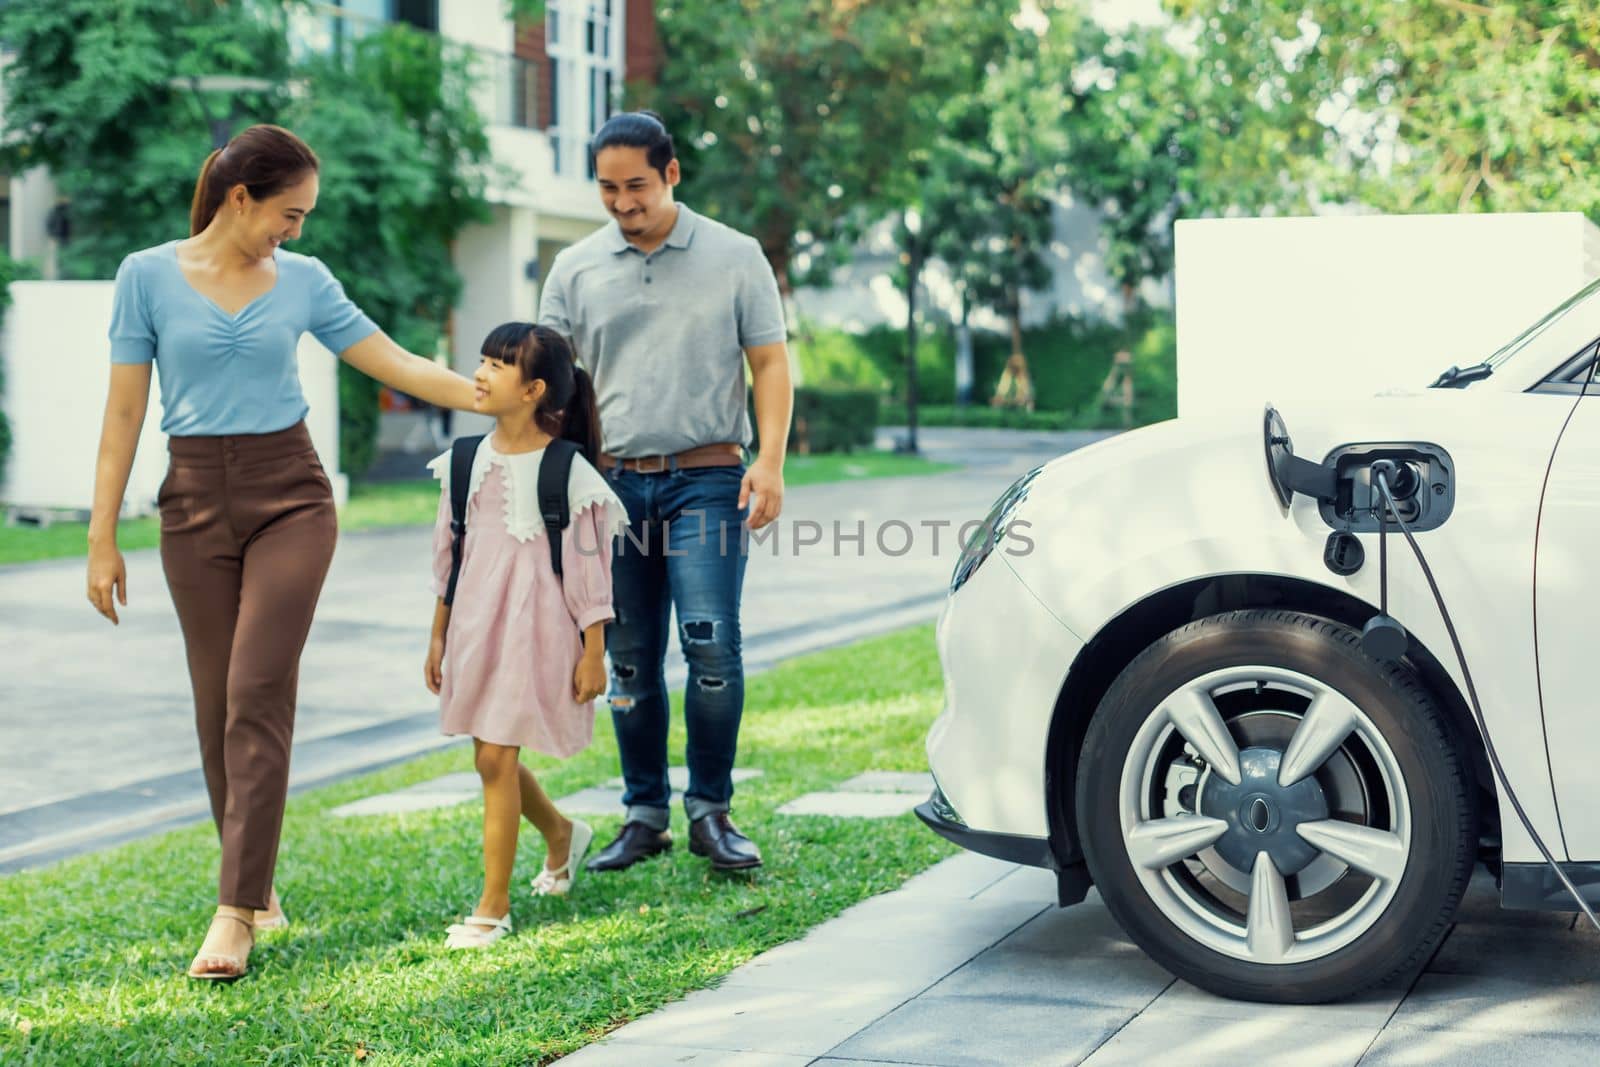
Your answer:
[532,818,593,897]
[444,913,513,950]
[187,912,254,980]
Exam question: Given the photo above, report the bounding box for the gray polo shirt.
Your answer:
[537,204,786,458]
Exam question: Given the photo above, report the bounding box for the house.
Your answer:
[290,1,661,448]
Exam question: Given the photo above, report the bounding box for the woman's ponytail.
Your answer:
[189,149,226,236]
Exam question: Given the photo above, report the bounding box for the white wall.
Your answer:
[438,0,511,51]
[451,203,539,378]
[1,281,344,514]
[1174,213,1600,418]
[9,167,59,277]
[484,126,606,221]
[438,0,514,131]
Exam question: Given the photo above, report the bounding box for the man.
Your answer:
[538,110,793,872]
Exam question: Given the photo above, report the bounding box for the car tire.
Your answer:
[1076,609,1475,1003]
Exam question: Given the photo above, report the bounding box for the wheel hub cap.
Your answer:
[1201,746,1328,875]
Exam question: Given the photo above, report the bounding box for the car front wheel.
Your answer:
[1076,610,1475,1003]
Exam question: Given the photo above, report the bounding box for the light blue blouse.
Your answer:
[108,240,379,437]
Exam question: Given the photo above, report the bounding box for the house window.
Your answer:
[339,0,388,23]
[336,0,436,29]
[391,0,438,31]
[291,1,440,61]
[546,0,622,179]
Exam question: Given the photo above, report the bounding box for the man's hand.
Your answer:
[739,457,784,530]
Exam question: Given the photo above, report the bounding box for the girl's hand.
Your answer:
[424,635,446,694]
[573,652,606,704]
[87,542,128,625]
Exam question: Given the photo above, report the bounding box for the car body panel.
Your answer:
[936,389,1582,865]
[1533,393,1600,858]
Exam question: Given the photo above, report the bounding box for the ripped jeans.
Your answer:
[604,463,748,829]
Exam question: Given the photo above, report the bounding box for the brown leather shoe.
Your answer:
[585,821,673,873]
[689,813,763,871]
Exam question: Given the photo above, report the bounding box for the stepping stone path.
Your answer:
[329,768,765,819]
[555,767,765,816]
[330,768,931,822]
[776,770,934,818]
[328,773,481,818]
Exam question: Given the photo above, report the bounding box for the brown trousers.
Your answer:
[159,421,337,910]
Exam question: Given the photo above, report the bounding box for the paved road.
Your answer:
[0,428,1108,870]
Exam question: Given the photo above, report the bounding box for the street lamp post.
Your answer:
[897,208,923,456]
[167,75,278,149]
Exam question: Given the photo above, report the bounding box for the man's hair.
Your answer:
[590,110,676,178]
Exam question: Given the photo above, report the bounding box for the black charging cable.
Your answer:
[1371,465,1600,932]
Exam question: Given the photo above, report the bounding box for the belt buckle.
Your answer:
[634,454,668,474]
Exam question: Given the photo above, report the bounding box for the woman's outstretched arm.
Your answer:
[341,331,477,412]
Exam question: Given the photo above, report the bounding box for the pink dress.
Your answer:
[428,439,628,756]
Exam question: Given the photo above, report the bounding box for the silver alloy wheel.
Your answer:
[1119,665,1412,965]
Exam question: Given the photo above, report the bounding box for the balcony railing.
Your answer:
[293,2,543,131]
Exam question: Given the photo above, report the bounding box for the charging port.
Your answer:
[1318,443,1455,534]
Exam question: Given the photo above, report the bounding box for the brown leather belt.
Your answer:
[599,442,744,473]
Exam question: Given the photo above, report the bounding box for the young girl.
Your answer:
[423,323,626,949]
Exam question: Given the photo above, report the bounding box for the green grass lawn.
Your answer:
[0,625,957,1065]
[781,449,957,486]
[0,450,956,566]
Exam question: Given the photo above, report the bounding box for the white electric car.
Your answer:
[918,282,1600,1003]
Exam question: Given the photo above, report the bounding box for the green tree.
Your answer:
[916,19,1072,401]
[0,0,494,478]
[1035,6,1255,306]
[290,28,494,477]
[1063,20,1198,301]
[0,0,293,279]
[645,0,1010,301]
[1164,1,1600,218]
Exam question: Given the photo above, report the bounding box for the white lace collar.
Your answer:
[427,437,629,544]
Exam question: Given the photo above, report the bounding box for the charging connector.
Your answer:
[1371,469,1600,932]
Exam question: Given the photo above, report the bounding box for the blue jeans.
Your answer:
[604,463,748,829]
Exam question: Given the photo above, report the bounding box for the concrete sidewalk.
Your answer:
[556,855,1599,1067]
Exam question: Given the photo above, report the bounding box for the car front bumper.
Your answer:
[915,790,1092,905]
[926,553,1084,840]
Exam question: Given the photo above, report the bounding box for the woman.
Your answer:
[85,124,476,980]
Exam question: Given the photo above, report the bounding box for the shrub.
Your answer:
[750,386,879,454]
[800,306,1178,428]
[0,252,39,480]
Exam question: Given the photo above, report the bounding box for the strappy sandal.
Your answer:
[532,818,594,897]
[254,888,289,932]
[444,913,513,950]
[187,912,254,981]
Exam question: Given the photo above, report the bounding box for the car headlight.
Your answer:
[951,466,1041,593]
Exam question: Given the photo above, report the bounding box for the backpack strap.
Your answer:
[442,434,485,607]
[539,439,580,579]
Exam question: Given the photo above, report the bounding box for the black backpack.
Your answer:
[442,434,581,606]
